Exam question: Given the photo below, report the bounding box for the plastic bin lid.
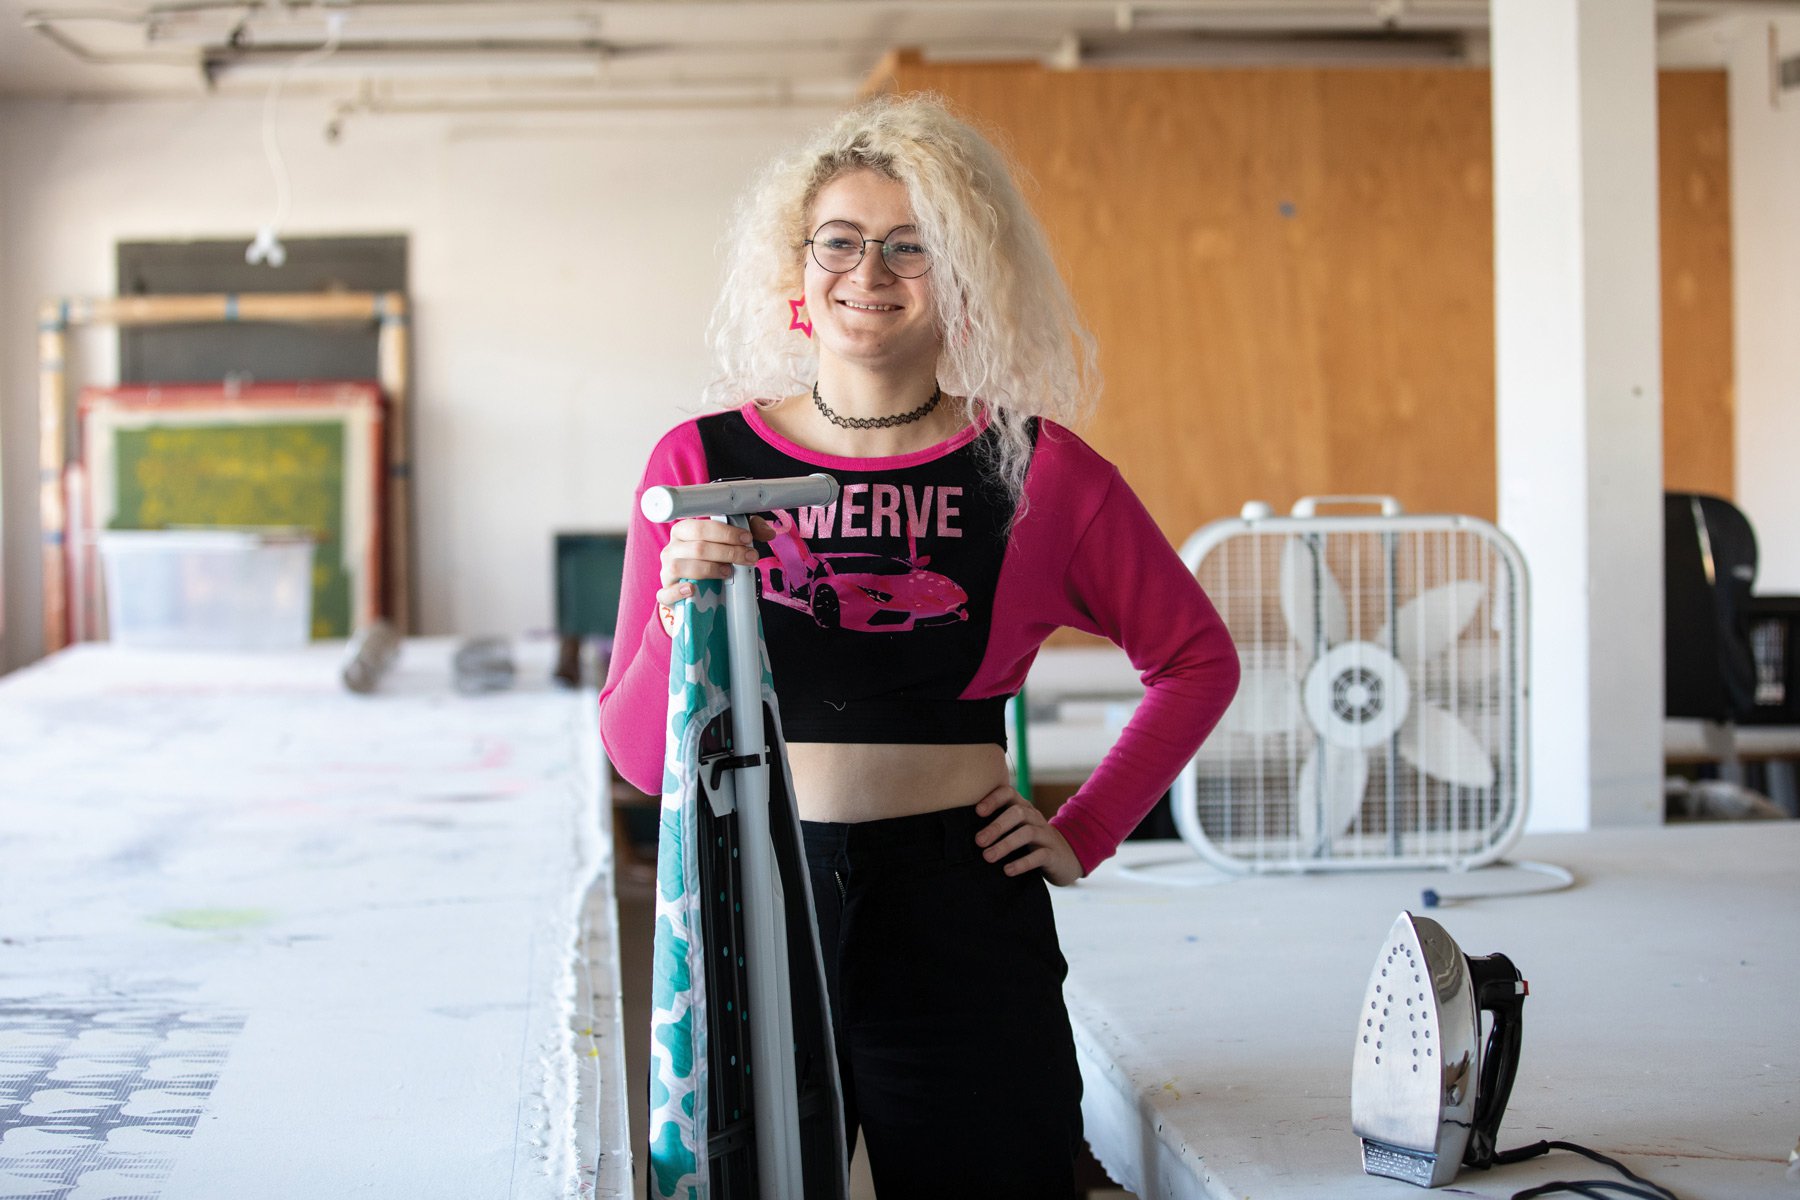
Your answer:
[97,527,316,550]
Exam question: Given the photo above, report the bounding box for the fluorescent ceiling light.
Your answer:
[206,49,610,83]
[1060,31,1469,68]
[147,6,607,48]
[1114,1,1489,34]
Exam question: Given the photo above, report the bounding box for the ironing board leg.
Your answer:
[723,514,804,1197]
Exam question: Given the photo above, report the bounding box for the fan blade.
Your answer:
[1393,580,1485,665]
[1280,536,1347,652]
[1446,637,1507,702]
[1448,636,1505,677]
[1222,666,1303,736]
[1398,703,1496,789]
[1295,740,1369,849]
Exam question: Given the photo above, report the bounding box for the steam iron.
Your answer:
[1351,911,1528,1188]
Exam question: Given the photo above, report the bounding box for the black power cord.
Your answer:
[1496,1139,1682,1200]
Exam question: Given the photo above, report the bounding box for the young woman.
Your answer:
[600,93,1239,1199]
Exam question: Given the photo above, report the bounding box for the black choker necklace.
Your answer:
[812,382,941,430]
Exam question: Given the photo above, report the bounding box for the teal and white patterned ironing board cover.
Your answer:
[648,580,847,1200]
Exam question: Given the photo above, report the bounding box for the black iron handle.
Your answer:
[1463,951,1527,1169]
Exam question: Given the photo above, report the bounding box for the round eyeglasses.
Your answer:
[804,220,933,279]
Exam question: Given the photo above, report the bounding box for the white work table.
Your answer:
[0,641,630,1199]
[1052,826,1799,1200]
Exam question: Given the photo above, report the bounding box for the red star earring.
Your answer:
[788,296,812,338]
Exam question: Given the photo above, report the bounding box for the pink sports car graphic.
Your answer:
[755,524,969,631]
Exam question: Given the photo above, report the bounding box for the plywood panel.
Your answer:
[1659,70,1735,498]
[884,58,1733,538]
[1309,70,1495,521]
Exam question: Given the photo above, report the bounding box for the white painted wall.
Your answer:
[0,96,820,668]
[1729,15,1800,592]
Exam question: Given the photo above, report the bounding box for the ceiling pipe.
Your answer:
[24,0,1798,87]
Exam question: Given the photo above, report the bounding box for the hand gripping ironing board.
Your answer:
[641,475,849,1200]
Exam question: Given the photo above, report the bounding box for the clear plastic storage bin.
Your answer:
[98,530,316,650]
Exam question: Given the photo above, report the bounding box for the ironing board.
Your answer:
[644,477,849,1200]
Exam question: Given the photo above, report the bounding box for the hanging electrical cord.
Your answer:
[248,12,345,266]
[1496,1138,1682,1200]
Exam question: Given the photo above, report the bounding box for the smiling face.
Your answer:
[803,168,942,379]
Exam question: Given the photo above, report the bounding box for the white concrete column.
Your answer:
[1731,15,1800,591]
[1491,0,1664,829]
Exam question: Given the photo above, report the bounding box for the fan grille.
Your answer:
[1181,518,1526,871]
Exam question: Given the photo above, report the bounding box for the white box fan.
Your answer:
[1173,496,1529,873]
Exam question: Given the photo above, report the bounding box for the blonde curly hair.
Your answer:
[707,92,1098,504]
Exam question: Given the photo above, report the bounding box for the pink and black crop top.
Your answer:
[599,403,1240,875]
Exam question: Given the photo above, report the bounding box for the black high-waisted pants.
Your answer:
[801,805,1084,1200]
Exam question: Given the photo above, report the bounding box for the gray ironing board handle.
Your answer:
[641,473,839,522]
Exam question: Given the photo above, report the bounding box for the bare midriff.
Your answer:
[785,741,1010,823]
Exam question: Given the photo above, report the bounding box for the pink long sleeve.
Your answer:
[598,420,712,795]
[1046,479,1239,874]
[967,424,1240,875]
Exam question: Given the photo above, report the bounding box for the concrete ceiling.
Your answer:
[0,0,1777,114]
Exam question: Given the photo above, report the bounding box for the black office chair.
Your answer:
[1664,492,1800,814]
[1664,492,1759,724]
